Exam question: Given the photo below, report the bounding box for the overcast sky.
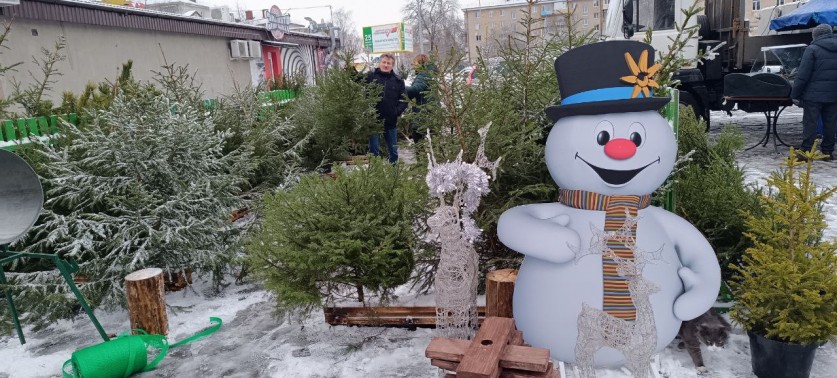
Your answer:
[210,0,415,31]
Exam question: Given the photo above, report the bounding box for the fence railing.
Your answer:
[0,114,78,151]
[1,90,299,151]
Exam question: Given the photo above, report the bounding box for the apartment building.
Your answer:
[462,0,609,60]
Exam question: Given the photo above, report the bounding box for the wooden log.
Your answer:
[125,268,168,335]
[457,317,515,378]
[486,269,517,318]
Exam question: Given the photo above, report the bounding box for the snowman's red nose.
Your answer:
[604,139,637,160]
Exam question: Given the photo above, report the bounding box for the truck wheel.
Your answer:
[696,15,711,40]
[679,91,710,131]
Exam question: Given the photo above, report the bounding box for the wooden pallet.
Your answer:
[323,306,487,328]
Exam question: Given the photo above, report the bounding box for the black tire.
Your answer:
[696,15,711,40]
[679,91,710,131]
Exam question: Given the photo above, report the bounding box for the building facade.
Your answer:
[462,0,607,61]
[0,0,333,107]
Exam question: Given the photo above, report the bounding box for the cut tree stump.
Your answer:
[425,316,556,378]
[486,269,517,318]
[125,268,168,335]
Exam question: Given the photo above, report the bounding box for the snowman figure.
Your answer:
[497,40,721,368]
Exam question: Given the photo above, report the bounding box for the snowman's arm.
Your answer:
[497,203,580,264]
[647,207,721,321]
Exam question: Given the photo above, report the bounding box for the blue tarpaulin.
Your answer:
[770,0,837,31]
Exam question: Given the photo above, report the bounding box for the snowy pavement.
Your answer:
[3,106,837,378]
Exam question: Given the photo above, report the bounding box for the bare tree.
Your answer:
[402,0,466,57]
[332,7,363,52]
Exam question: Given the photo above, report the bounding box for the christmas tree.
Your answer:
[729,147,837,344]
[10,83,253,327]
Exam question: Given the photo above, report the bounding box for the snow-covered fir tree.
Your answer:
[12,84,253,325]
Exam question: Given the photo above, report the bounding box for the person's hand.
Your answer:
[792,98,802,107]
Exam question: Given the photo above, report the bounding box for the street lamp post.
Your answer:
[285,5,337,53]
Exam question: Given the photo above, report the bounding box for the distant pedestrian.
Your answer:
[366,53,407,163]
[791,24,837,161]
[406,54,436,142]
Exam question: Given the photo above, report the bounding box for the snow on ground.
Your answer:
[2,107,837,378]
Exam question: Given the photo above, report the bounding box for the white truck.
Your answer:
[614,0,818,121]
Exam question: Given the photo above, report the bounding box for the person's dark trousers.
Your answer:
[368,128,399,163]
[801,101,837,154]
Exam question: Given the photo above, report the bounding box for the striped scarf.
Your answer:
[558,188,652,321]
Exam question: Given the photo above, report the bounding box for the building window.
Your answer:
[512,11,516,19]
[594,12,598,19]
[753,0,761,10]
[778,0,785,4]
[475,23,480,30]
[595,25,599,31]
[594,0,599,6]
[475,10,481,18]
[500,9,505,16]
[476,35,482,41]
[583,18,588,26]
[489,10,494,17]
[501,21,506,28]
[583,5,588,14]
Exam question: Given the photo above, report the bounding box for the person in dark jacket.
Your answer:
[367,53,407,163]
[406,54,436,142]
[792,24,837,160]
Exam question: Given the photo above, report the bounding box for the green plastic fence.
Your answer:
[202,89,298,111]
[0,113,78,151]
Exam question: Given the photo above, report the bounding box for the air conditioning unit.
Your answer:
[247,41,262,59]
[230,40,249,59]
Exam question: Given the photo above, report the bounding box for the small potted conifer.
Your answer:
[729,147,837,378]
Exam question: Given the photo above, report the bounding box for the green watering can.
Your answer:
[62,317,221,378]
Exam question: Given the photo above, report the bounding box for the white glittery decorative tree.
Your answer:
[426,124,500,340]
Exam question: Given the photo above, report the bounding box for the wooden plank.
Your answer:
[426,337,471,361]
[500,362,555,378]
[510,330,524,346]
[431,358,460,371]
[500,345,549,372]
[457,317,514,378]
[324,306,486,328]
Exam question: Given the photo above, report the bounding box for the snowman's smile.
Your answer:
[575,153,661,186]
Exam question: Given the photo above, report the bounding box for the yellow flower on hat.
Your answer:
[620,50,661,98]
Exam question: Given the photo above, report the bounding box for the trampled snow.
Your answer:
[2,107,836,378]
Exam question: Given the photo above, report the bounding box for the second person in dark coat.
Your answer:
[792,24,837,160]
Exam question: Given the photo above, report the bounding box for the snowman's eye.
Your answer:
[594,120,614,146]
[597,131,610,145]
[628,122,646,147]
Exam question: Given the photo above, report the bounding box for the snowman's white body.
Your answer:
[498,111,721,367]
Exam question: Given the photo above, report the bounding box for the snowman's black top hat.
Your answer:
[545,40,671,121]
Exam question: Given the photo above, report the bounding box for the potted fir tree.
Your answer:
[729,147,837,378]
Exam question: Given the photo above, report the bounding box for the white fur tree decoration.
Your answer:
[426,124,500,340]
